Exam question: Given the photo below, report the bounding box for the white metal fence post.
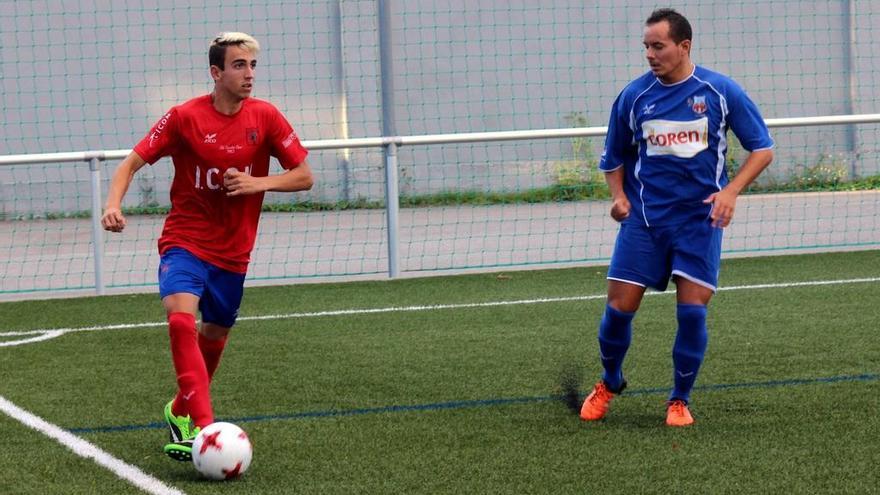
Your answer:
[88,156,106,295]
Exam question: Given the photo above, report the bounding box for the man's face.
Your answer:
[213,45,256,100]
[643,21,690,83]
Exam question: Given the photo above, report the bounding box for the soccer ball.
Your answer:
[191,422,253,480]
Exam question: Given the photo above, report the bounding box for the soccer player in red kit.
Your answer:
[101,32,314,461]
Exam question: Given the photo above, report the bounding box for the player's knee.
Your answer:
[606,284,645,312]
[199,323,231,340]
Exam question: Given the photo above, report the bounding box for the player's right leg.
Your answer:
[162,399,200,461]
[581,281,643,421]
[583,223,662,421]
[158,248,214,461]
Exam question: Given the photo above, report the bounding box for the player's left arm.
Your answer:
[224,161,314,196]
[703,82,775,228]
[703,149,773,227]
[226,108,315,196]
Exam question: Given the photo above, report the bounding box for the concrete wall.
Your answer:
[1,0,879,217]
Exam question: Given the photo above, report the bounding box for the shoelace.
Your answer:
[589,384,612,404]
[668,400,687,414]
[180,418,197,439]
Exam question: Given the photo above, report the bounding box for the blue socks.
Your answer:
[597,303,709,402]
[670,304,709,403]
[598,304,634,392]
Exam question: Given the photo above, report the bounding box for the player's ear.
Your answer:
[680,39,691,55]
[210,65,222,81]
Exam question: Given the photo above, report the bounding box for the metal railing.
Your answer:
[2,113,880,295]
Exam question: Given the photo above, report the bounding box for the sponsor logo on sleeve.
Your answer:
[282,130,298,149]
[642,118,709,158]
[148,112,173,147]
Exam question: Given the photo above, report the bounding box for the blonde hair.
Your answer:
[209,32,260,68]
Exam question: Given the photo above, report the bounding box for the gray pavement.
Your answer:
[1,190,879,301]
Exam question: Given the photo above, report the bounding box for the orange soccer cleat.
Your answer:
[665,399,694,427]
[580,381,624,421]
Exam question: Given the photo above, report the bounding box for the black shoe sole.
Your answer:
[164,448,193,462]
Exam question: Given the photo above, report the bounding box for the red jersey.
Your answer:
[133,95,308,273]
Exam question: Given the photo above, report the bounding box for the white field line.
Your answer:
[0,395,185,495]
[1,277,879,348]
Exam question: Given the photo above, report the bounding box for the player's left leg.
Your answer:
[196,263,245,385]
[198,323,230,382]
[667,279,712,426]
[667,219,723,426]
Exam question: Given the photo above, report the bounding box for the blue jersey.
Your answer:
[599,65,774,226]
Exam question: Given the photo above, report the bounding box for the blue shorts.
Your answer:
[607,220,723,292]
[158,247,246,328]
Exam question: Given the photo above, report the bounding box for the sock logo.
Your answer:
[676,370,695,378]
[183,391,196,400]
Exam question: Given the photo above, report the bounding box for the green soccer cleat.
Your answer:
[163,400,200,462]
[163,440,197,462]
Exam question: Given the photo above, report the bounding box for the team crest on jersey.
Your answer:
[246,128,259,145]
[689,95,707,115]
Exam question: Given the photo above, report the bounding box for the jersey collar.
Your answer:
[656,63,696,87]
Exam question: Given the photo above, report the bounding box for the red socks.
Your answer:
[167,312,214,428]
[198,332,228,382]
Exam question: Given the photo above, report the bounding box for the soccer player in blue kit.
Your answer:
[579,8,774,426]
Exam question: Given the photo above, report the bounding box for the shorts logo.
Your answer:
[689,95,707,115]
[642,117,709,158]
[246,128,259,145]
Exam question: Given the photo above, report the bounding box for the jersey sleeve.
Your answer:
[132,107,181,164]
[267,109,309,169]
[725,84,774,152]
[599,91,634,172]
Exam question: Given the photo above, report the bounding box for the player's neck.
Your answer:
[659,61,695,85]
[210,90,246,116]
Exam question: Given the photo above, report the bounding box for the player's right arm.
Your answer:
[600,90,635,222]
[604,167,631,222]
[101,151,148,232]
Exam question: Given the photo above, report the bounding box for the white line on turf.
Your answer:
[1,276,879,347]
[0,395,185,495]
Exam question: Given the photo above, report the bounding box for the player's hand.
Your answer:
[224,169,263,196]
[101,207,126,232]
[610,196,631,222]
[703,188,737,228]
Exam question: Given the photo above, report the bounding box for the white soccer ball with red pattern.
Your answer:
[191,422,253,480]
